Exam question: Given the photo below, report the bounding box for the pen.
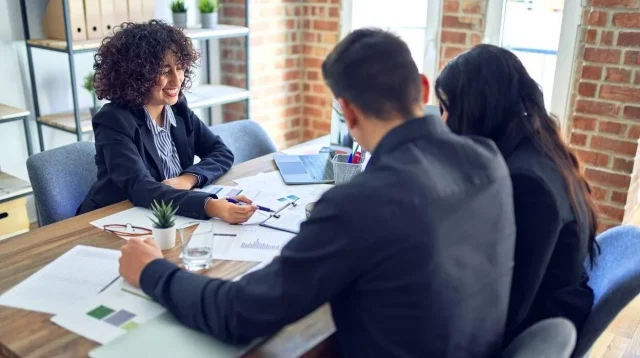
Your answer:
[347,153,353,163]
[226,198,274,213]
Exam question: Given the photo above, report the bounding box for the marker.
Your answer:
[226,198,274,213]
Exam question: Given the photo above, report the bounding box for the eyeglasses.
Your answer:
[103,223,152,237]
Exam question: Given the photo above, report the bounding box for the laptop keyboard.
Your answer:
[300,155,334,180]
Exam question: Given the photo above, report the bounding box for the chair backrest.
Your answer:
[572,225,640,357]
[26,141,97,226]
[502,317,576,358]
[209,120,277,165]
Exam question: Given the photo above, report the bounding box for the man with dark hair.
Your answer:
[119,28,517,357]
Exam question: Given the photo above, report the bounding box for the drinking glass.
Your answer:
[178,221,214,271]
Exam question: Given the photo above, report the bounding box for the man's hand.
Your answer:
[119,238,164,288]
[162,174,198,190]
[206,195,258,224]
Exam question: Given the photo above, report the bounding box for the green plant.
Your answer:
[170,0,187,13]
[149,200,178,229]
[198,0,217,13]
[83,71,98,109]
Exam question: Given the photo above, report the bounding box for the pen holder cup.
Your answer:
[332,154,364,185]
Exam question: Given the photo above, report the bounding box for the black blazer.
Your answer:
[500,131,594,343]
[77,99,234,220]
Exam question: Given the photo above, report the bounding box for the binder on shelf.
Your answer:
[142,0,155,21]
[84,0,104,40]
[42,0,88,41]
[99,0,117,35]
[113,0,129,26]
[127,0,144,23]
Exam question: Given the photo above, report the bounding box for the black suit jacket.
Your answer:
[139,116,517,357]
[500,131,594,343]
[77,99,234,220]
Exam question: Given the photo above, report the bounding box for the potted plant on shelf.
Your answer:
[150,200,178,250]
[170,0,188,28]
[83,71,100,118]
[199,0,218,29]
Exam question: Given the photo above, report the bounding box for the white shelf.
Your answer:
[185,85,250,109]
[0,172,32,203]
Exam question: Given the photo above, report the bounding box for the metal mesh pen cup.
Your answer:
[332,154,364,185]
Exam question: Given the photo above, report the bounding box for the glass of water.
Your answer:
[178,221,214,271]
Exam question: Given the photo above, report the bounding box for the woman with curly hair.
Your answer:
[78,20,257,224]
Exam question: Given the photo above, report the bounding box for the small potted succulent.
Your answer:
[170,0,188,28]
[150,200,178,250]
[199,0,218,29]
[83,71,100,117]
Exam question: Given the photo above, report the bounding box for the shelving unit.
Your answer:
[19,1,251,152]
[0,104,33,156]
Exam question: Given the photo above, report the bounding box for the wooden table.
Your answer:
[0,139,338,358]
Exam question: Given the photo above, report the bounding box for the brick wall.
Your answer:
[566,3,640,230]
[218,0,340,149]
[439,0,488,69]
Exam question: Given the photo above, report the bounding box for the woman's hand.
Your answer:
[162,175,198,190]
[206,195,258,224]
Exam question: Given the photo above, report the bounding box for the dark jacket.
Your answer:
[500,132,594,343]
[139,115,517,357]
[77,99,234,219]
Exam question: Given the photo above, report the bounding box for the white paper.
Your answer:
[194,185,259,201]
[52,277,166,344]
[210,222,295,262]
[0,246,120,315]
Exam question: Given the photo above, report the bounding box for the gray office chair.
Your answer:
[26,141,97,226]
[209,119,277,165]
[502,318,577,358]
[572,225,640,357]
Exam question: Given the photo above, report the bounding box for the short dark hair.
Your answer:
[322,28,421,119]
[93,20,200,108]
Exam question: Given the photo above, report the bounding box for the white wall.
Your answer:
[0,0,220,222]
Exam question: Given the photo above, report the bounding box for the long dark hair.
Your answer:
[435,44,600,266]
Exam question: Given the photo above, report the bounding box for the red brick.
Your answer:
[573,116,598,131]
[625,51,640,65]
[598,203,626,221]
[600,85,640,103]
[303,58,323,68]
[312,83,328,94]
[636,71,640,84]
[312,119,331,132]
[582,65,603,80]
[586,29,598,44]
[304,95,327,106]
[329,7,339,17]
[618,32,640,47]
[471,33,482,45]
[303,129,314,139]
[599,121,628,135]
[590,135,637,156]
[576,149,610,166]
[313,20,339,31]
[303,106,323,117]
[623,106,640,119]
[584,48,621,64]
[285,129,301,141]
[570,132,588,146]
[586,11,609,26]
[306,71,320,81]
[585,167,631,188]
[291,118,301,128]
[579,82,598,97]
[612,191,629,205]
[288,82,300,92]
[589,0,639,8]
[606,68,632,83]
[591,185,609,200]
[441,31,467,45]
[444,46,466,59]
[601,31,614,46]
[613,157,635,172]
[443,0,459,12]
[629,125,640,138]
[442,16,475,30]
[576,99,621,116]
[613,13,640,28]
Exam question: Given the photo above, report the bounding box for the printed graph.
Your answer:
[240,239,282,251]
[87,305,139,332]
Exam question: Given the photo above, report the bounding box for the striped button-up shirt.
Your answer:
[144,106,183,180]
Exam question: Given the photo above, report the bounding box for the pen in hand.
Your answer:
[226,198,274,213]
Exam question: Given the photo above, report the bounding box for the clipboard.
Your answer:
[258,200,306,234]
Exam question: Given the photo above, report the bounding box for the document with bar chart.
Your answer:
[211,222,295,262]
[51,278,166,344]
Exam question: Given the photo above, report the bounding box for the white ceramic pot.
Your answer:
[152,225,176,250]
[201,12,218,29]
[172,12,187,28]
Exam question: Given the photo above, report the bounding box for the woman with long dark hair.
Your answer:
[435,44,599,342]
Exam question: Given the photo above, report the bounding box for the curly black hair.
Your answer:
[93,20,200,108]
